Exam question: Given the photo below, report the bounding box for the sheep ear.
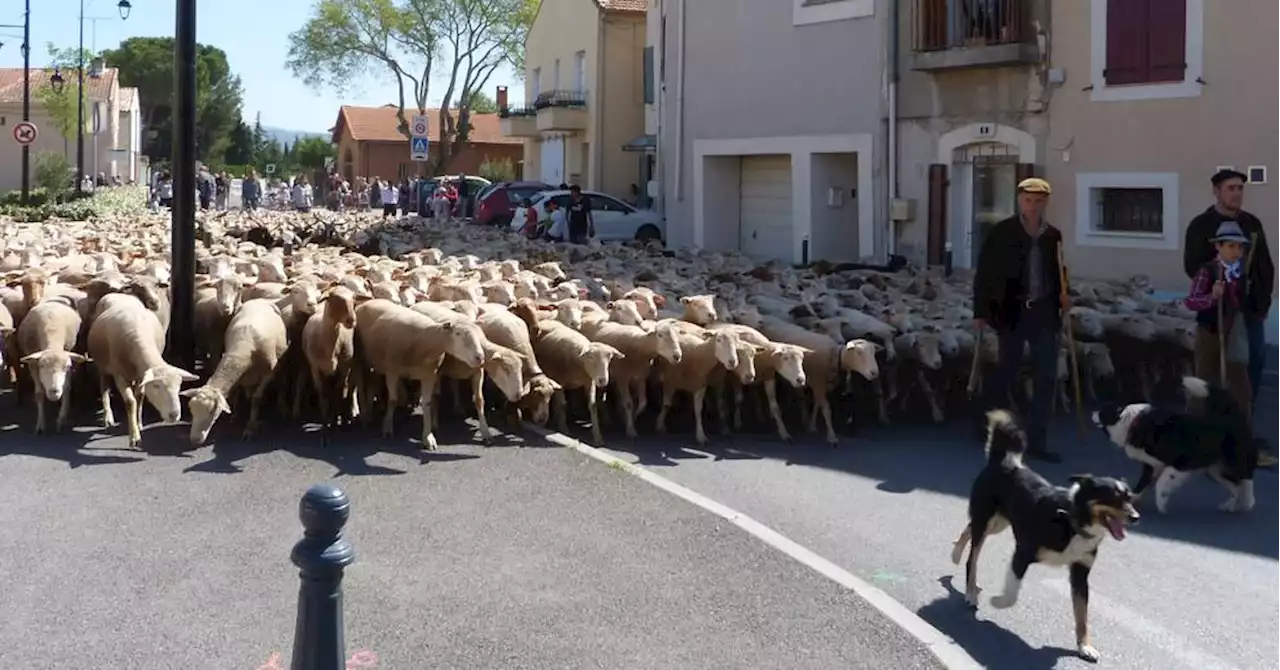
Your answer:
[798,347,816,356]
[69,353,91,365]
[172,367,200,382]
[20,351,43,364]
[680,296,692,305]
[180,388,200,398]
[139,367,158,386]
[216,392,233,414]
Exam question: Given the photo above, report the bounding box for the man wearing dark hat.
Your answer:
[972,177,1067,462]
[1185,168,1276,465]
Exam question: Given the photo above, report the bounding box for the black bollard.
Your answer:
[289,484,356,670]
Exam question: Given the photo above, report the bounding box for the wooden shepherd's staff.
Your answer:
[1057,242,1086,438]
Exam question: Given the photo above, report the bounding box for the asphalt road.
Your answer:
[0,413,941,670]
[582,384,1280,670]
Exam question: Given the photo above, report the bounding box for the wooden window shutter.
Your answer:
[927,164,948,266]
[642,46,656,105]
[918,0,949,51]
[1147,0,1187,82]
[1104,0,1150,85]
[1016,163,1038,182]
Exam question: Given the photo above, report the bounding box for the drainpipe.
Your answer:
[673,0,687,201]
[886,0,901,258]
[654,0,664,215]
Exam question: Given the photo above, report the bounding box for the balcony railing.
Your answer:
[912,0,1031,52]
[499,106,537,119]
[533,89,587,110]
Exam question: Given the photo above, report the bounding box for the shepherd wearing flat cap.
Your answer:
[971,176,1068,463]
[1184,168,1275,465]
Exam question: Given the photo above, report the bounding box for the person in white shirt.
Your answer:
[292,176,314,213]
[380,181,398,219]
[544,199,569,241]
[432,183,452,220]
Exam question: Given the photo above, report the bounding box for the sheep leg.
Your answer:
[874,378,890,424]
[1139,363,1153,402]
[631,380,648,418]
[32,383,47,435]
[715,385,734,436]
[587,382,605,446]
[290,369,306,420]
[655,385,676,434]
[311,369,332,443]
[918,369,944,424]
[764,379,791,443]
[244,373,276,440]
[381,374,401,439]
[417,372,441,451]
[98,372,117,428]
[732,383,746,432]
[470,373,493,445]
[617,381,639,439]
[552,389,570,434]
[692,387,710,446]
[115,377,142,448]
[451,378,468,418]
[810,389,823,433]
[816,386,839,446]
[56,373,73,433]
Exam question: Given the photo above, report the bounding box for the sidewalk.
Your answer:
[0,426,942,670]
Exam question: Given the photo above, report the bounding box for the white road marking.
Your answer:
[1040,577,1243,670]
[530,426,984,670]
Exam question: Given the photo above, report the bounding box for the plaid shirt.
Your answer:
[1185,263,1243,313]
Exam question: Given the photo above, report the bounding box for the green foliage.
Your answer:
[34,152,72,198]
[458,90,498,114]
[0,184,147,222]
[292,136,336,169]
[34,78,80,150]
[0,188,54,207]
[477,157,516,183]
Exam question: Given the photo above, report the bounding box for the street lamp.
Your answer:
[73,0,131,196]
[50,69,64,92]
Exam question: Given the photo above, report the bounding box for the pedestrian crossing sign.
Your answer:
[410,136,430,162]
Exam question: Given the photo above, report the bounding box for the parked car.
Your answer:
[513,190,664,243]
[421,175,492,218]
[474,180,554,227]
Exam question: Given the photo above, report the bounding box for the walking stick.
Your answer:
[967,326,984,398]
[1216,262,1228,388]
[1057,242,1086,439]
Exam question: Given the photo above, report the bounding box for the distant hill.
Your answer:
[261,125,328,146]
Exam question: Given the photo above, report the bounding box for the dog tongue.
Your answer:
[1105,517,1126,541]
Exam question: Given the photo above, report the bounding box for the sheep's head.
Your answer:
[1069,307,1105,341]
[1115,315,1156,342]
[441,321,487,369]
[322,287,358,329]
[138,364,199,425]
[481,281,516,306]
[483,349,526,402]
[498,259,520,279]
[533,261,566,281]
[1083,344,1116,379]
[731,305,763,329]
[914,333,943,370]
[769,343,810,388]
[622,287,661,319]
[550,280,583,301]
[182,384,231,444]
[206,276,242,316]
[651,321,683,364]
[20,349,90,402]
[452,300,480,319]
[680,294,718,325]
[841,340,881,380]
[287,281,324,316]
[519,374,562,426]
[513,275,540,300]
[258,256,288,283]
[421,248,444,265]
[709,330,741,371]
[553,299,584,330]
[581,342,625,387]
[605,300,645,326]
[730,341,763,385]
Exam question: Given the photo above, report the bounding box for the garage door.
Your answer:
[539,136,565,186]
[738,155,793,261]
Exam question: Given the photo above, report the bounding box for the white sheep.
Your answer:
[87,293,199,448]
[16,295,88,433]
[584,320,683,439]
[529,313,626,446]
[652,323,743,446]
[302,287,360,441]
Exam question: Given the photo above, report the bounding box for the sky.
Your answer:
[0,0,525,133]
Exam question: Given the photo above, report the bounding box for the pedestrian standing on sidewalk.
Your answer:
[242,169,261,211]
[566,184,594,244]
[456,173,471,219]
[1183,221,1256,417]
[1183,168,1276,466]
[971,177,1067,463]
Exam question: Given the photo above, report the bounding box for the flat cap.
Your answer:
[1017,177,1052,195]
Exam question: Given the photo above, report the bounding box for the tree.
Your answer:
[456,90,497,114]
[292,136,336,170]
[100,37,246,162]
[224,120,255,165]
[34,151,72,198]
[34,79,78,159]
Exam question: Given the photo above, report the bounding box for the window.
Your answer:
[793,0,874,26]
[1091,0,1203,102]
[589,194,631,213]
[1075,172,1180,250]
[573,51,586,92]
[1247,166,1267,185]
[642,46,655,104]
[531,68,541,98]
[659,16,667,84]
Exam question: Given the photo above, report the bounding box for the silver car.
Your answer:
[513,190,665,243]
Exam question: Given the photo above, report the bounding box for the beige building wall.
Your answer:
[597,14,646,197]
[0,95,129,192]
[522,0,599,190]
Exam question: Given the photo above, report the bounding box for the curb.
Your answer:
[527,425,984,670]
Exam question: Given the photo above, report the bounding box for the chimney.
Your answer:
[496,86,509,111]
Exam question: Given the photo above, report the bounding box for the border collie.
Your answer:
[950,409,1139,663]
[1091,376,1257,514]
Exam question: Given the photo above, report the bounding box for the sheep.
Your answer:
[891,331,946,423]
[677,294,718,326]
[528,312,626,446]
[87,293,199,448]
[584,320,684,439]
[353,299,487,450]
[16,295,88,433]
[706,322,810,442]
[183,299,291,444]
[487,300,560,428]
[652,324,743,446]
[437,339,527,443]
[193,274,244,366]
[302,287,359,442]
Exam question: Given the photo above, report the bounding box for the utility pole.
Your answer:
[168,0,198,369]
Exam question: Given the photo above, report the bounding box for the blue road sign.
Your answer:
[410,136,430,162]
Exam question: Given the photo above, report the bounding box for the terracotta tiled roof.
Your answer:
[118,86,138,110]
[596,0,647,12]
[333,105,521,145]
[0,68,118,104]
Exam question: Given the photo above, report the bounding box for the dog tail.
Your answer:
[1181,376,1210,400]
[984,409,1027,467]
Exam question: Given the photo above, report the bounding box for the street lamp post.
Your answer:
[74,0,130,197]
[0,1,34,204]
[169,0,198,370]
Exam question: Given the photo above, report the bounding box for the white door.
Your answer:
[540,136,565,185]
[738,155,793,261]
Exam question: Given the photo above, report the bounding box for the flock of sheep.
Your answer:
[0,206,1203,450]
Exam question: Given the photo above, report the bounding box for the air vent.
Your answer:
[1247,166,1267,185]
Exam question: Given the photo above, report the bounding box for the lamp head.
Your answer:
[117,0,132,20]
[49,69,65,93]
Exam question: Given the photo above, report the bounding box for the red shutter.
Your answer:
[1147,0,1187,82]
[927,164,948,266]
[1104,0,1150,85]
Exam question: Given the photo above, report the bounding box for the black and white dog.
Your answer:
[1092,376,1257,514]
[951,409,1139,663]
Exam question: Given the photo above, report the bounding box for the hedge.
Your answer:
[0,184,148,222]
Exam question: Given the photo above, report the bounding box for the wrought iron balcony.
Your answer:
[499,106,537,119]
[533,89,587,110]
[499,106,538,138]
[910,0,1038,71]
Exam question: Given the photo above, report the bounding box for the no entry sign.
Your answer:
[12,121,37,145]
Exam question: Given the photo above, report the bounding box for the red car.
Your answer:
[474,180,554,227]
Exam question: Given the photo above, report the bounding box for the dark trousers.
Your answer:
[984,301,1061,451]
[1246,316,1268,410]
